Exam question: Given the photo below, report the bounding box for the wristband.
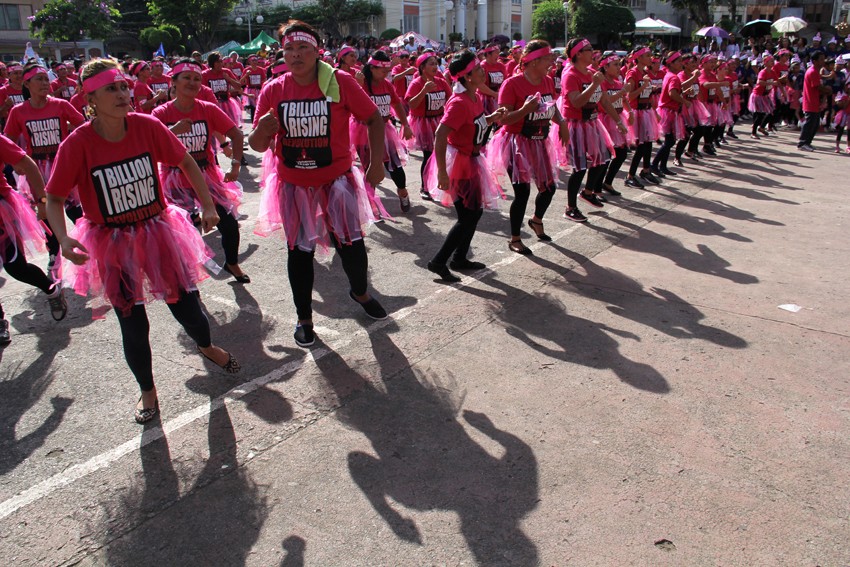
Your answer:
[221,141,231,148]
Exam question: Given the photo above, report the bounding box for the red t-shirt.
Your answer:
[698,69,719,103]
[482,61,507,97]
[203,69,237,100]
[4,98,85,158]
[253,70,378,187]
[50,78,76,100]
[506,60,519,77]
[391,65,415,100]
[0,133,26,196]
[405,75,451,118]
[0,85,26,109]
[133,81,155,114]
[147,75,172,95]
[45,114,187,225]
[243,68,266,90]
[500,74,557,138]
[659,71,683,111]
[441,92,490,155]
[151,99,235,164]
[625,67,653,104]
[802,66,822,113]
[198,85,218,105]
[561,66,602,121]
[69,91,87,115]
[679,70,699,99]
[602,78,625,112]
[225,62,244,79]
[363,79,401,121]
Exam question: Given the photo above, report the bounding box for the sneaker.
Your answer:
[702,145,717,156]
[601,183,622,196]
[672,158,684,167]
[639,171,661,185]
[0,318,10,346]
[293,323,315,347]
[419,189,433,201]
[593,192,607,203]
[349,290,389,320]
[684,151,699,160]
[650,166,666,178]
[47,287,67,321]
[427,261,461,282]
[563,208,588,222]
[659,167,677,176]
[399,194,411,213]
[750,133,760,139]
[798,144,815,152]
[449,258,486,271]
[727,131,738,139]
[579,192,604,208]
[624,176,644,189]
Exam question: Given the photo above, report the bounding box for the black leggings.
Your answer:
[652,132,676,170]
[836,125,850,147]
[388,165,406,190]
[215,204,241,266]
[45,204,83,258]
[2,241,55,294]
[432,199,483,265]
[420,150,432,185]
[116,291,211,392]
[287,236,368,321]
[687,126,709,153]
[676,129,694,160]
[603,146,628,186]
[628,141,652,176]
[567,165,606,208]
[509,181,555,237]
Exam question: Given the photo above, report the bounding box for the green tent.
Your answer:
[230,31,278,56]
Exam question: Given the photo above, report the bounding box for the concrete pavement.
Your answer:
[0,127,848,566]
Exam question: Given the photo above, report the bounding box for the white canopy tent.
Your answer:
[634,17,682,35]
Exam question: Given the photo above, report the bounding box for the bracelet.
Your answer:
[221,141,231,148]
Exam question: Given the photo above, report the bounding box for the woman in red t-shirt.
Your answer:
[479,43,506,115]
[241,55,266,122]
[623,46,660,188]
[129,61,168,114]
[422,50,505,282]
[249,21,389,348]
[0,133,68,336]
[405,53,452,200]
[45,59,241,424]
[4,62,86,280]
[202,52,243,129]
[152,58,248,284]
[351,50,414,215]
[650,51,689,176]
[675,54,709,166]
[336,46,360,77]
[749,55,776,138]
[597,54,634,196]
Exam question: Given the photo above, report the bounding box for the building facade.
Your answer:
[0,0,104,63]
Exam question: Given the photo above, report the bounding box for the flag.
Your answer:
[154,43,166,57]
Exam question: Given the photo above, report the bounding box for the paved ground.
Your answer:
[0,124,848,566]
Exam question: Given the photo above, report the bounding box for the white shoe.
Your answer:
[798,144,815,152]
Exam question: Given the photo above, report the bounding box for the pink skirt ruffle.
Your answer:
[682,99,712,128]
[409,115,440,152]
[423,145,504,210]
[600,113,634,148]
[245,87,262,106]
[834,110,850,128]
[349,119,409,171]
[626,108,660,144]
[702,102,721,126]
[0,188,46,266]
[217,97,243,127]
[162,165,242,216]
[253,167,375,255]
[482,96,498,115]
[487,129,559,188]
[16,158,81,207]
[561,118,614,172]
[731,94,742,115]
[716,105,734,127]
[748,93,775,114]
[64,206,213,318]
[658,108,686,140]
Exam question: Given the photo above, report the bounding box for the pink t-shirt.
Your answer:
[392,65,415,100]
[500,73,557,138]
[659,71,683,111]
[253,70,378,187]
[625,67,653,103]
[0,133,26,196]
[679,70,699,99]
[602,78,625,113]
[405,75,451,118]
[482,61,507,97]
[440,92,490,155]
[363,79,401,121]
[561,66,602,121]
[45,113,187,225]
[802,66,822,113]
[0,85,25,109]
[4,98,85,158]
[198,85,218,105]
[699,69,719,103]
[133,81,155,114]
[50,78,76,100]
[147,75,172,95]
[151,99,235,164]
[202,68,237,100]
[243,68,266,89]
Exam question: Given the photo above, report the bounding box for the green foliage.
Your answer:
[140,24,182,52]
[448,32,463,42]
[380,28,402,40]
[147,0,238,51]
[663,0,711,27]
[29,0,120,43]
[718,15,735,32]
[114,0,154,36]
[570,0,635,37]
[257,4,292,31]
[531,0,565,45]
[289,0,383,39]
[512,32,523,41]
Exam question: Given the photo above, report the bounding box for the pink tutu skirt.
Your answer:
[254,167,375,255]
[409,115,440,152]
[658,108,686,140]
[65,206,213,318]
[600,112,634,148]
[561,118,614,173]
[217,96,242,127]
[16,158,81,207]
[487,129,559,188]
[788,88,802,111]
[0,188,46,266]
[349,119,409,171]
[162,164,242,216]
[834,109,850,128]
[702,102,721,126]
[681,99,712,128]
[423,145,504,210]
[626,108,660,144]
[731,94,742,115]
[715,105,734,127]
[245,87,261,107]
[748,92,775,114]
[482,96,498,115]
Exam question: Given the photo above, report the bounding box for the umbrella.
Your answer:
[489,34,510,45]
[696,26,729,38]
[389,32,439,50]
[634,17,681,35]
[772,16,807,34]
[741,20,773,38]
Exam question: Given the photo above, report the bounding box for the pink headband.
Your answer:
[23,67,48,82]
[451,59,479,81]
[416,53,434,68]
[337,47,355,60]
[525,45,553,63]
[368,58,393,68]
[284,32,318,49]
[569,40,591,59]
[630,47,650,62]
[129,61,148,76]
[395,51,409,58]
[55,64,67,71]
[482,46,498,55]
[666,52,682,65]
[272,63,288,75]
[170,62,203,77]
[7,64,22,72]
[599,55,620,68]
[83,68,129,94]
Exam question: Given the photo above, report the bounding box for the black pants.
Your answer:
[432,199,483,265]
[115,291,211,392]
[509,181,555,237]
[712,125,725,144]
[628,141,652,176]
[676,129,694,160]
[652,133,676,170]
[751,112,767,134]
[215,204,241,266]
[567,165,606,208]
[603,146,628,186]
[835,125,849,147]
[420,150,432,184]
[2,241,55,297]
[388,166,406,190]
[287,236,368,321]
[44,204,83,258]
[687,126,708,153]
[798,111,819,148]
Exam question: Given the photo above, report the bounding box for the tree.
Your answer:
[147,0,239,52]
[114,0,155,37]
[570,0,635,38]
[663,0,711,27]
[380,28,401,40]
[140,23,182,53]
[531,0,565,44]
[29,0,120,43]
[291,0,383,40]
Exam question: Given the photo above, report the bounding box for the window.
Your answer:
[629,0,647,10]
[0,4,22,31]
[403,4,420,33]
[512,0,522,5]
[511,14,521,38]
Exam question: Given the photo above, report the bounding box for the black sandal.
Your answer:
[134,397,159,424]
[527,219,552,242]
[198,346,242,374]
[508,239,533,255]
[223,264,251,284]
